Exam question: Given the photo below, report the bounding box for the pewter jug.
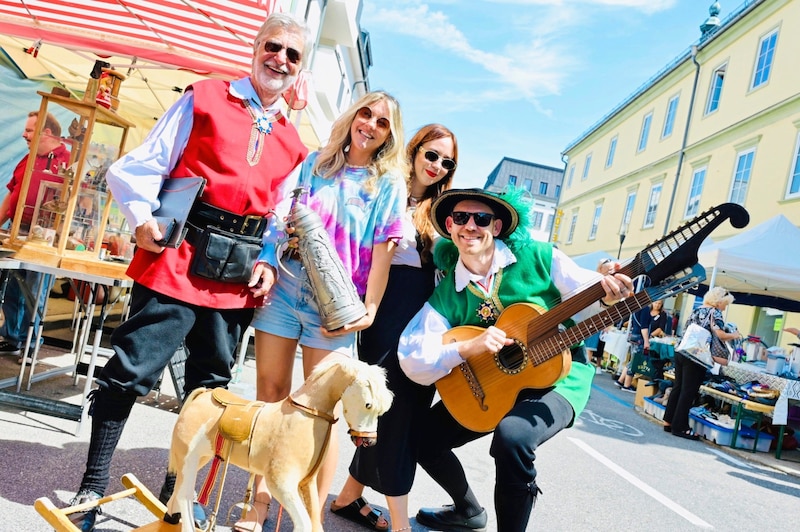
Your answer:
[286,188,366,331]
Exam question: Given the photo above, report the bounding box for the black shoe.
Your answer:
[416,505,488,532]
[68,489,102,532]
[0,341,21,356]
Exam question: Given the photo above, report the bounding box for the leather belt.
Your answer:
[185,202,269,247]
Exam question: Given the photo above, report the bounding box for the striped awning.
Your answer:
[0,0,280,77]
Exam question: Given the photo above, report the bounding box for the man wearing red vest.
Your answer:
[0,111,70,360]
[68,13,310,531]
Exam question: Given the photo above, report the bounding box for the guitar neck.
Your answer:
[528,203,748,343]
[528,290,653,365]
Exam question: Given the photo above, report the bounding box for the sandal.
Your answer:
[673,430,700,441]
[233,498,271,532]
[330,496,389,531]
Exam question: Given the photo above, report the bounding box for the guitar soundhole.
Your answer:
[495,339,527,375]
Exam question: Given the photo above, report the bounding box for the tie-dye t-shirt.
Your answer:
[288,151,406,295]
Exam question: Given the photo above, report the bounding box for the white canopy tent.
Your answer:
[697,214,800,304]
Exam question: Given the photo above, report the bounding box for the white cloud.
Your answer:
[365,3,572,104]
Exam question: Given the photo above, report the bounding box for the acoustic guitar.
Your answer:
[435,203,749,432]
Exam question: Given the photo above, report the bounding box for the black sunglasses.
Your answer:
[419,147,457,171]
[263,41,302,65]
[451,211,495,227]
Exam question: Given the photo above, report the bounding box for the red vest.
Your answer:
[6,144,70,226]
[127,79,308,308]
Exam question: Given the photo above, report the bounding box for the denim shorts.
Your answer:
[251,257,355,356]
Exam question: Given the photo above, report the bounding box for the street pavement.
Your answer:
[1,350,799,531]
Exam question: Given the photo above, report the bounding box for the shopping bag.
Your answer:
[631,350,657,378]
[676,323,713,368]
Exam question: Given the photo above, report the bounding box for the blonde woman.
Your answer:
[331,124,459,531]
[237,92,408,532]
[663,287,742,440]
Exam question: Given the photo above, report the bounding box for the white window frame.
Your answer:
[637,112,653,152]
[621,191,636,232]
[523,178,533,192]
[787,131,800,200]
[538,181,548,195]
[643,183,662,228]
[566,165,575,188]
[684,166,707,218]
[605,136,617,168]
[582,153,592,181]
[705,63,727,115]
[662,95,679,139]
[566,212,578,244]
[751,28,778,90]
[531,211,544,230]
[729,148,755,206]
[588,203,602,240]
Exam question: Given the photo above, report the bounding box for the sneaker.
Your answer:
[622,386,636,393]
[0,341,21,356]
[613,380,624,388]
[67,489,102,532]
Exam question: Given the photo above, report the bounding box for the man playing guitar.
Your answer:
[397,188,633,532]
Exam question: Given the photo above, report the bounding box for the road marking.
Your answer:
[706,447,753,469]
[590,382,632,407]
[569,437,714,529]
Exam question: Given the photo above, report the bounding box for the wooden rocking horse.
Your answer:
[164,356,392,532]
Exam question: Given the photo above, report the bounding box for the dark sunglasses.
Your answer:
[419,147,457,171]
[263,40,302,65]
[451,211,495,227]
[355,106,391,130]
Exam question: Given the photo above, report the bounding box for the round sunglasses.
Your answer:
[419,147,457,171]
[263,40,302,65]
[450,211,495,227]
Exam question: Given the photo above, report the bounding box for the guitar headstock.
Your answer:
[643,263,707,302]
[620,203,749,284]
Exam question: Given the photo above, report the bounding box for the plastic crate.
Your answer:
[642,396,666,421]
[689,413,774,452]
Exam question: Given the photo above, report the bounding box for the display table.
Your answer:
[0,256,131,435]
[722,361,800,425]
[696,384,791,458]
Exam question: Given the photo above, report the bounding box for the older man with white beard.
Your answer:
[66,13,310,531]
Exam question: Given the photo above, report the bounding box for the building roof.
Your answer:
[562,0,761,155]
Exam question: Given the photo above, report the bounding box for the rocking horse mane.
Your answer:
[303,357,393,412]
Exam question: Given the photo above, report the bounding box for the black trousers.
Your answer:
[417,386,575,532]
[79,282,253,495]
[663,352,707,434]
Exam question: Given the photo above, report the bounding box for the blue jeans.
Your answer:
[1,270,47,348]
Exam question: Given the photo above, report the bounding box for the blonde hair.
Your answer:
[314,91,407,192]
[704,286,734,307]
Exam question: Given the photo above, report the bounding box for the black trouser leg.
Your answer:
[79,388,137,495]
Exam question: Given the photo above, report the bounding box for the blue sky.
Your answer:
[361,0,728,188]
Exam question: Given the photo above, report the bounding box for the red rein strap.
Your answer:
[197,432,226,506]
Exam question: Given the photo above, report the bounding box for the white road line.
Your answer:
[706,447,753,469]
[568,437,714,529]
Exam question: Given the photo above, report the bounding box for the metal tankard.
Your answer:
[284,188,367,331]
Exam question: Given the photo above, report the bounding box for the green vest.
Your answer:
[429,240,594,417]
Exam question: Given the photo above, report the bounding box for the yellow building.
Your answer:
[556,0,800,348]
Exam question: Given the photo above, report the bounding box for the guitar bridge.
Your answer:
[459,363,488,412]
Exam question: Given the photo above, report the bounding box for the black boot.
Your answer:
[159,471,209,529]
[494,481,542,532]
[70,388,136,531]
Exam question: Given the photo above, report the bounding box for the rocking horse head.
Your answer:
[340,360,393,447]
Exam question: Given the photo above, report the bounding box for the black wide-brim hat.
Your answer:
[431,188,519,240]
